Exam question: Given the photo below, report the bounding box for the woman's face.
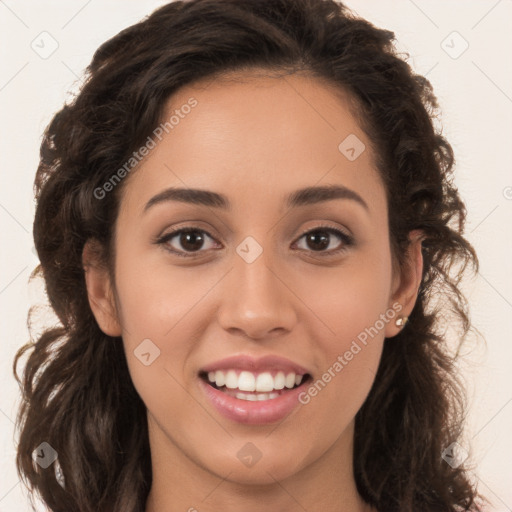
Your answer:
[85,71,422,487]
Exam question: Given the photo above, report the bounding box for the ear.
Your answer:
[384,229,424,338]
[82,239,122,337]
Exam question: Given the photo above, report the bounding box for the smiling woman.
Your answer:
[13,0,486,511]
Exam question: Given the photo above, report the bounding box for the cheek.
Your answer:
[294,240,392,412]
[112,247,209,410]
[295,238,393,345]
[114,242,213,339]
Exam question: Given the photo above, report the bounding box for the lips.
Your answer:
[197,354,312,424]
[199,354,311,376]
[199,354,311,395]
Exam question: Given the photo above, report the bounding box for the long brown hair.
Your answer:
[14,0,486,510]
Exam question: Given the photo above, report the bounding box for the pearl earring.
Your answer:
[395,316,408,328]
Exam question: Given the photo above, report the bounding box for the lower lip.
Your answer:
[198,376,310,425]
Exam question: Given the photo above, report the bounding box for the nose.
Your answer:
[216,246,297,340]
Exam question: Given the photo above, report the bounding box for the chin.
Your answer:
[204,446,306,485]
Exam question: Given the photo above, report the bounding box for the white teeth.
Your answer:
[215,370,225,387]
[233,391,280,401]
[236,392,258,401]
[205,369,306,392]
[285,373,296,389]
[274,371,285,389]
[238,371,256,392]
[225,370,238,389]
[255,372,274,392]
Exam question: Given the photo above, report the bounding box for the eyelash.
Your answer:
[153,224,354,258]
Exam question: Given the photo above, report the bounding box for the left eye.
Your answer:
[293,227,353,254]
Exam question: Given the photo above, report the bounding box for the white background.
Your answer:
[1,1,511,510]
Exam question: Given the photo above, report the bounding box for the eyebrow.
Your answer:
[143,184,369,213]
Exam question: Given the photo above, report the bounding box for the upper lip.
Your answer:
[200,354,311,376]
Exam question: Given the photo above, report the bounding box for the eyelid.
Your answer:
[294,222,352,241]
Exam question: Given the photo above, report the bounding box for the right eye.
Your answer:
[155,228,221,257]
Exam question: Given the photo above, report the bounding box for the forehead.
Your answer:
[118,71,386,218]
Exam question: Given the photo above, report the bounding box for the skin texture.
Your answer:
[83,71,423,512]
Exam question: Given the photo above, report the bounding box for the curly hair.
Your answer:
[13,0,487,510]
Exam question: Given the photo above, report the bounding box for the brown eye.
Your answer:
[175,230,207,252]
[157,228,219,256]
[294,227,354,255]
